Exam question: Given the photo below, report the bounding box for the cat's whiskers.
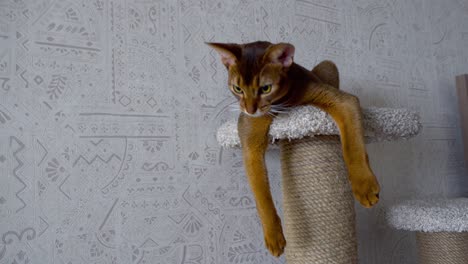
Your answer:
[270,104,292,115]
[270,111,289,115]
[270,108,289,112]
[270,104,291,110]
[228,103,240,110]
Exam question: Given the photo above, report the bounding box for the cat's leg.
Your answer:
[311,60,340,89]
[238,114,286,257]
[304,84,380,207]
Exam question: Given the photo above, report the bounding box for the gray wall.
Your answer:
[1,0,467,263]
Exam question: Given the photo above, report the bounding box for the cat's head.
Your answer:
[207,41,295,117]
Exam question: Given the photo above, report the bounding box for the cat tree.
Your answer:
[217,105,421,263]
[387,199,468,264]
[384,75,468,264]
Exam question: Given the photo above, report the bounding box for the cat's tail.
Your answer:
[311,60,340,89]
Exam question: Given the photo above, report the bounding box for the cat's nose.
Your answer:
[246,105,257,115]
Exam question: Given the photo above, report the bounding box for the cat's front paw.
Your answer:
[264,223,286,257]
[350,172,380,208]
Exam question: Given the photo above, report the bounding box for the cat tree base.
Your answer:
[280,136,357,264]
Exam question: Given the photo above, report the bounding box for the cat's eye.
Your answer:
[232,85,243,94]
[261,84,272,94]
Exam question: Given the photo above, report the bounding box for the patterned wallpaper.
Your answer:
[1,0,467,263]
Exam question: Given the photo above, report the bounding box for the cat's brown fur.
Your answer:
[207,41,380,257]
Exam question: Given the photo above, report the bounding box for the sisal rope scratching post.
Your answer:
[416,232,468,264]
[217,106,421,263]
[280,136,357,263]
[388,198,468,264]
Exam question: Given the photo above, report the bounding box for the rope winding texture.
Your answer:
[280,136,358,264]
[416,231,468,264]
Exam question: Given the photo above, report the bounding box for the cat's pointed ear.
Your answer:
[264,43,295,67]
[205,42,241,68]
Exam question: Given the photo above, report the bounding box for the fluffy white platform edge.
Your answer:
[216,106,421,148]
[387,198,468,232]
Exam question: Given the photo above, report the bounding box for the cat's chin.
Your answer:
[243,111,267,118]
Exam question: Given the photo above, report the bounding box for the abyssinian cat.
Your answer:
[207,41,380,257]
